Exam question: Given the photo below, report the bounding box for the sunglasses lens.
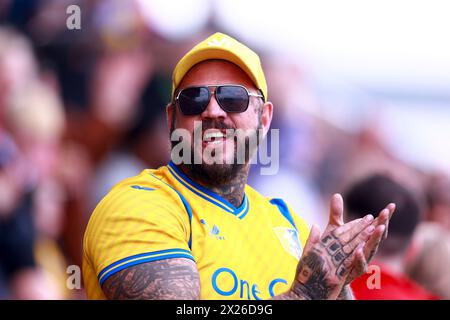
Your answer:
[178,87,210,115]
[216,86,249,113]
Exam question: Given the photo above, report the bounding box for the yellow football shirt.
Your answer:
[83,161,310,299]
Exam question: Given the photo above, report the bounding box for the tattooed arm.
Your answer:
[101,258,200,300]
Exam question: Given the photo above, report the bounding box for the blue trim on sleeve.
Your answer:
[270,199,298,231]
[98,249,194,286]
[98,248,192,279]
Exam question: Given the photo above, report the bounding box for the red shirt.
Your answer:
[351,262,439,300]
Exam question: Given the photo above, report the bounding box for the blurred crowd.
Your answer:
[0,0,450,299]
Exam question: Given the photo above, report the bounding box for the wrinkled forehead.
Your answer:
[177,59,258,91]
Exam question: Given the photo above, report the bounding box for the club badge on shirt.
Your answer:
[273,227,302,260]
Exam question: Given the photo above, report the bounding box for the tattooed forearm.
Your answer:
[101,258,200,300]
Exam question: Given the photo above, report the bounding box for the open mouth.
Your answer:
[202,130,228,145]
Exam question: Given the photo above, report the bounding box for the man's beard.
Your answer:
[170,118,262,186]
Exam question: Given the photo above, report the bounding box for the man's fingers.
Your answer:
[334,214,374,244]
[370,203,395,240]
[339,243,365,278]
[328,194,344,227]
[387,203,396,218]
[373,208,389,228]
[355,245,368,271]
[363,225,386,262]
[383,203,396,240]
[350,245,368,278]
[372,203,396,227]
[303,224,321,254]
[342,224,375,254]
[332,218,362,237]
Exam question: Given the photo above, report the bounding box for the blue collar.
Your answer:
[167,161,249,220]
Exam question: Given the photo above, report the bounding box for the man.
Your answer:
[345,174,437,299]
[82,33,395,300]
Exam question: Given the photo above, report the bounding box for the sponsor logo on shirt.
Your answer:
[211,267,288,300]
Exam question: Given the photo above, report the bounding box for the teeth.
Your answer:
[203,131,225,142]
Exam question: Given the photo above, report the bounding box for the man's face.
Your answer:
[167,60,272,184]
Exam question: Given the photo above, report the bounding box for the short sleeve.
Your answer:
[83,185,194,286]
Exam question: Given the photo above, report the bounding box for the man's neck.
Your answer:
[177,164,249,208]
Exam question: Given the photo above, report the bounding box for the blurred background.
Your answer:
[1,0,450,299]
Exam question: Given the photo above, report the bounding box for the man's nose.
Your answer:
[200,93,227,120]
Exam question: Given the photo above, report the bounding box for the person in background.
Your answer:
[90,74,171,208]
[405,222,450,299]
[423,173,450,230]
[344,173,438,300]
[6,80,71,299]
[0,25,72,299]
[403,173,450,299]
[0,131,62,299]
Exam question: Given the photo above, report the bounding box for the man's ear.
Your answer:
[166,102,175,131]
[260,101,273,136]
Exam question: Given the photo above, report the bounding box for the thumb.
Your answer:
[303,224,321,254]
[328,193,344,227]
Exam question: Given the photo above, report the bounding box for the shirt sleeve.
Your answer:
[83,185,194,286]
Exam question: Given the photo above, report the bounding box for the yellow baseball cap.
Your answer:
[172,32,267,101]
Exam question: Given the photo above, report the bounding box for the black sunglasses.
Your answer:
[174,84,264,116]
